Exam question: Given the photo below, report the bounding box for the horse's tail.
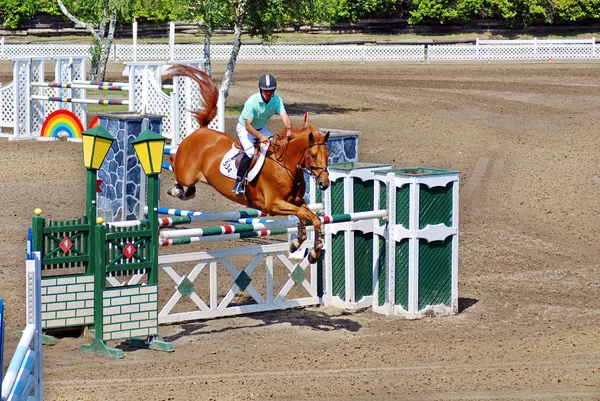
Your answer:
[162,64,218,128]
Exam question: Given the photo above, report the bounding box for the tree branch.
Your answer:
[56,0,101,41]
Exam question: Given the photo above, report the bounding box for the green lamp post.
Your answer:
[131,130,165,287]
[129,130,173,352]
[80,126,119,357]
[82,126,114,278]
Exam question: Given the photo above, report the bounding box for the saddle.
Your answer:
[219,139,271,181]
[231,138,268,169]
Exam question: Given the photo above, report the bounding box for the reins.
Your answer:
[270,134,329,179]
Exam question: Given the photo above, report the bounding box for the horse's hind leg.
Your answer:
[181,186,196,200]
[167,183,185,198]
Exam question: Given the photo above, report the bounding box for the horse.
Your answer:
[163,64,331,263]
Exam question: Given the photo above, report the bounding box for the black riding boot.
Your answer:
[233,153,252,194]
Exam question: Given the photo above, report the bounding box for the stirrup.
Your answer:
[232,180,245,195]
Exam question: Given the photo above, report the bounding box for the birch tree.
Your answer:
[56,0,130,80]
[180,0,328,101]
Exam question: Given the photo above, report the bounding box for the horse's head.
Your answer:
[306,127,330,191]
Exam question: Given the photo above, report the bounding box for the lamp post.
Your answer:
[131,130,166,287]
[129,130,173,352]
[82,126,114,277]
[79,126,120,358]
[82,126,115,222]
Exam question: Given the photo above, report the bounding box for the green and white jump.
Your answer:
[27,113,459,358]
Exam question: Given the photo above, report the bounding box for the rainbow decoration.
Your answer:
[40,110,84,139]
[88,115,99,129]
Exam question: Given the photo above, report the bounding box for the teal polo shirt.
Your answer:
[238,92,286,129]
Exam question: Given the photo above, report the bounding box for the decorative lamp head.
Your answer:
[82,126,115,170]
[131,130,166,175]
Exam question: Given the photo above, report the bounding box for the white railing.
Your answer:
[1,252,43,401]
[427,37,598,61]
[1,39,599,63]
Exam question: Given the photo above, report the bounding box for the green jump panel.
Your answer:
[418,237,453,310]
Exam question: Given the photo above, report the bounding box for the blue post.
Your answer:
[1,298,4,383]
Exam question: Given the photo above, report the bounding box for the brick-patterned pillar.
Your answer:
[96,112,163,222]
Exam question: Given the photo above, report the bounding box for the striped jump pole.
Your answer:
[164,146,178,155]
[151,207,268,222]
[106,216,192,228]
[151,204,324,222]
[31,81,129,91]
[162,161,173,172]
[108,215,277,228]
[159,225,314,246]
[72,80,175,91]
[30,95,129,106]
[159,210,389,240]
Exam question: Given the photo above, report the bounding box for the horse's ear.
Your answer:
[308,132,314,143]
[302,112,309,127]
[324,131,330,142]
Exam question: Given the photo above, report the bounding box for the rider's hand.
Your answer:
[286,127,292,138]
[260,134,270,144]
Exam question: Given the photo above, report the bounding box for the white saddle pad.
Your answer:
[219,142,269,181]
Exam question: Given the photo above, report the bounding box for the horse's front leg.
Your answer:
[300,204,323,264]
[292,217,307,254]
[267,200,311,255]
[269,200,324,263]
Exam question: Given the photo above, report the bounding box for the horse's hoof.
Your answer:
[308,250,320,264]
[289,238,300,253]
[167,186,184,198]
[180,187,196,201]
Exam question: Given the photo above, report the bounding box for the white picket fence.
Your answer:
[0,37,598,63]
[428,37,599,61]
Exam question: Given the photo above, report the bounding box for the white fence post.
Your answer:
[169,22,175,62]
[133,20,138,62]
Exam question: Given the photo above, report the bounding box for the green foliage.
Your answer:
[409,0,459,23]
[321,0,400,23]
[554,0,600,22]
[2,0,600,31]
[176,0,231,28]
[0,0,61,29]
[131,0,182,22]
[89,38,102,74]
[409,0,563,25]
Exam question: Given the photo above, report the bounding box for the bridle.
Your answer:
[304,141,329,181]
[271,134,329,180]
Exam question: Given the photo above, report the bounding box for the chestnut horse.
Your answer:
[163,65,331,263]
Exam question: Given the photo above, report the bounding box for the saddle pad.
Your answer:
[219,143,269,181]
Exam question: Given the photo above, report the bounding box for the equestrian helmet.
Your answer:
[258,74,277,91]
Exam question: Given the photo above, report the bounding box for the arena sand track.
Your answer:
[0,61,599,401]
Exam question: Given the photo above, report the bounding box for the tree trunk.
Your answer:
[203,27,212,77]
[95,11,117,81]
[220,1,247,101]
[56,0,114,81]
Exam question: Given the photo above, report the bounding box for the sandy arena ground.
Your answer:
[1,60,599,400]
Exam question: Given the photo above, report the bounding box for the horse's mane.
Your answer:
[275,124,320,142]
[162,64,218,128]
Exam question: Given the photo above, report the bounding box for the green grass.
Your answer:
[85,102,242,116]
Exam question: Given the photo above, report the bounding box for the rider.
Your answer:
[233,74,293,195]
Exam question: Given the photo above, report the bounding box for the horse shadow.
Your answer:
[162,307,364,343]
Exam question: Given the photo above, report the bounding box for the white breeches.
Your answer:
[237,123,272,157]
